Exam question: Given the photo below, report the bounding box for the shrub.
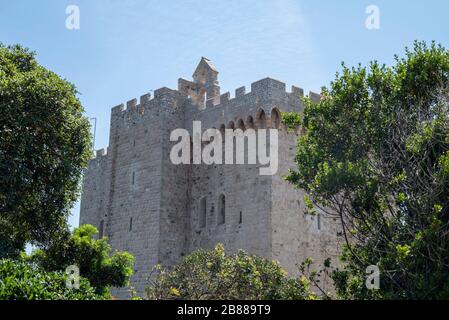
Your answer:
[146,244,315,300]
[27,224,134,298]
[0,259,103,300]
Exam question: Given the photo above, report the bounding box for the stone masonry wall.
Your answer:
[79,60,341,299]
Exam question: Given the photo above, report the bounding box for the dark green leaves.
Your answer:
[27,224,135,298]
[0,43,92,252]
[0,259,103,300]
[287,41,449,299]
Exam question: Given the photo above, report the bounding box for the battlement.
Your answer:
[96,147,107,157]
[176,59,309,111]
[89,147,108,162]
[193,77,305,112]
[106,58,315,142]
[111,93,152,117]
[110,85,187,119]
[309,91,321,103]
[154,87,179,99]
[251,77,286,94]
[111,79,306,123]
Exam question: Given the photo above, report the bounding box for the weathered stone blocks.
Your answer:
[80,58,340,299]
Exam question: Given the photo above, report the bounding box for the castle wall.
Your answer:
[186,161,272,258]
[108,98,165,297]
[182,78,307,260]
[79,62,341,299]
[79,150,109,231]
[271,124,342,292]
[157,89,190,267]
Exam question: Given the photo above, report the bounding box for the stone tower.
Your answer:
[80,58,340,299]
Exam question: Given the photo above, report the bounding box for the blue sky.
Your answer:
[1,0,448,229]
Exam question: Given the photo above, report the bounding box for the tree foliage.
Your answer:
[0,259,102,300]
[0,232,23,260]
[0,43,92,255]
[27,224,134,298]
[146,244,315,300]
[286,41,449,299]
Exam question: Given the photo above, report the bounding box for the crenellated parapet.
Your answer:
[88,147,109,166]
[309,91,321,103]
[179,77,309,136]
[96,148,107,157]
[109,86,187,126]
[101,58,316,157]
[185,77,306,117]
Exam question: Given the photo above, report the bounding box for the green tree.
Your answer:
[0,230,23,260]
[27,224,134,298]
[146,244,314,300]
[285,41,449,299]
[0,44,92,256]
[0,259,103,300]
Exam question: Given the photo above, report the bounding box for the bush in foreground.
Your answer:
[27,224,134,298]
[146,244,315,300]
[0,259,102,300]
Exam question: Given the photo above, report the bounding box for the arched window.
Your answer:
[256,109,266,129]
[246,116,254,129]
[237,119,245,131]
[99,220,104,239]
[271,108,281,129]
[129,217,133,232]
[199,197,207,228]
[218,194,226,225]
